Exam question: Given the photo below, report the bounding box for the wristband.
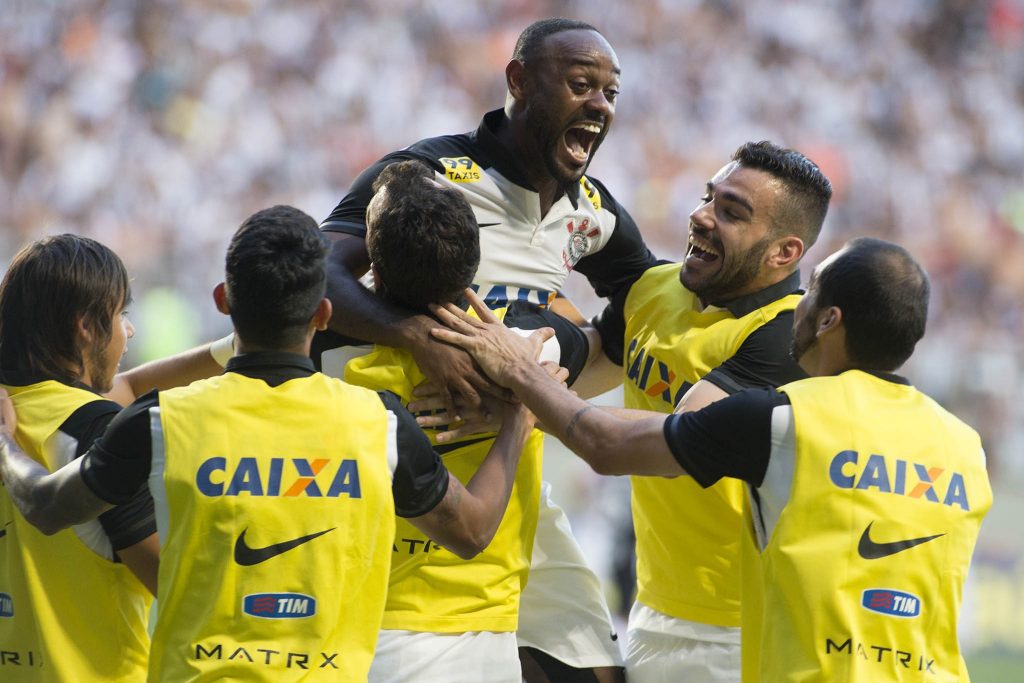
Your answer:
[209,333,235,368]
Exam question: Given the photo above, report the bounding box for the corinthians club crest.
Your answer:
[562,218,599,272]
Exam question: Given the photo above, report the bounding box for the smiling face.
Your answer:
[522,29,620,186]
[680,162,789,303]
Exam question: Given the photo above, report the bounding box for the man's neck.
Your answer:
[495,110,561,215]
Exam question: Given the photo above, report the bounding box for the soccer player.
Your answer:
[0,206,542,682]
[583,141,832,681]
[0,234,222,681]
[319,18,656,680]
[329,160,592,682]
[429,237,993,682]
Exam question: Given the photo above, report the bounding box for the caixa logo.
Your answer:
[0,593,12,617]
[862,589,921,618]
[243,593,316,619]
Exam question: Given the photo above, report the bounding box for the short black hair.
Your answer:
[367,160,479,312]
[733,141,833,248]
[0,234,130,384]
[512,18,600,63]
[815,237,929,371]
[225,205,329,349]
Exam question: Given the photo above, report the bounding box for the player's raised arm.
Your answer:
[104,337,230,407]
[405,398,537,559]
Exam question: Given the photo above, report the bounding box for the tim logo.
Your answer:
[862,589,921,618]
[562,218,599,272]
[243,593,316,619]
[0,593,12,618]
[829,451,970,510]
[197,457,361,498]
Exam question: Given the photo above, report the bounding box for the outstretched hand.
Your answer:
[429,289,554,388]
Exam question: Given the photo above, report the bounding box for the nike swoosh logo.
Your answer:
[477,222,501,227]
[234,527,335,566]
[857,521,944,559]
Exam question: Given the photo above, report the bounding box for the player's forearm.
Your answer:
[0,433,109,534]
[324,255,429,348]
[504,361,680,476]
[455,409,533,553]
[570,351,623,399]
[107,343,224,407]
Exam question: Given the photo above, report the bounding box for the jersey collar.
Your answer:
[226,351,316,386]
[712,270,803,318]
[0,367,100,394]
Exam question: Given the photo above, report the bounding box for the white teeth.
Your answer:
[688,234,721,257]
[572,123,602,134]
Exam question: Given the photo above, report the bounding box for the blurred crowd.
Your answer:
[2,0,1023,471]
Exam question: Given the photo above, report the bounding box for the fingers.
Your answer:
[0,388,14,435]
[539,361,570,385]
[463,288,501,324]
[430,326,472,348]
[532,325,557,348]
[415,412,459,428]
[429,302,484,334]
[411,380,441,399]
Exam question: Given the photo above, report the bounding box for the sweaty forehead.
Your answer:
[711,163,786,212]
[537,29,620,73]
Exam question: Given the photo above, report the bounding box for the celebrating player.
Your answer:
[319,18,657,680]
[596,141,831,681]
[0,234,224,681]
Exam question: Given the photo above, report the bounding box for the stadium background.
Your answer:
[2,0,1022,677]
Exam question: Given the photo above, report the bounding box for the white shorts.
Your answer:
[516,482,624,668]
[369,629,520,683]
[625,601,740,683]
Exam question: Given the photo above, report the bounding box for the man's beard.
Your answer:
[789,314,817,363]
[526,104,602,187]
[685,234,771,303]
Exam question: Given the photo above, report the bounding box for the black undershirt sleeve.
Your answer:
[62,399,157,550]
[573,177,661,363]
[79,391,158,508]
[703,310,807,395]
[379,391,450,518]
[662,388,789,488]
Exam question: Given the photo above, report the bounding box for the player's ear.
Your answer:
[74,314,94,345]
[213,283,231,315]
[506,59,530,100]
[769,235,804,269]
[817,306,842,335]
[312,298,332,332]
